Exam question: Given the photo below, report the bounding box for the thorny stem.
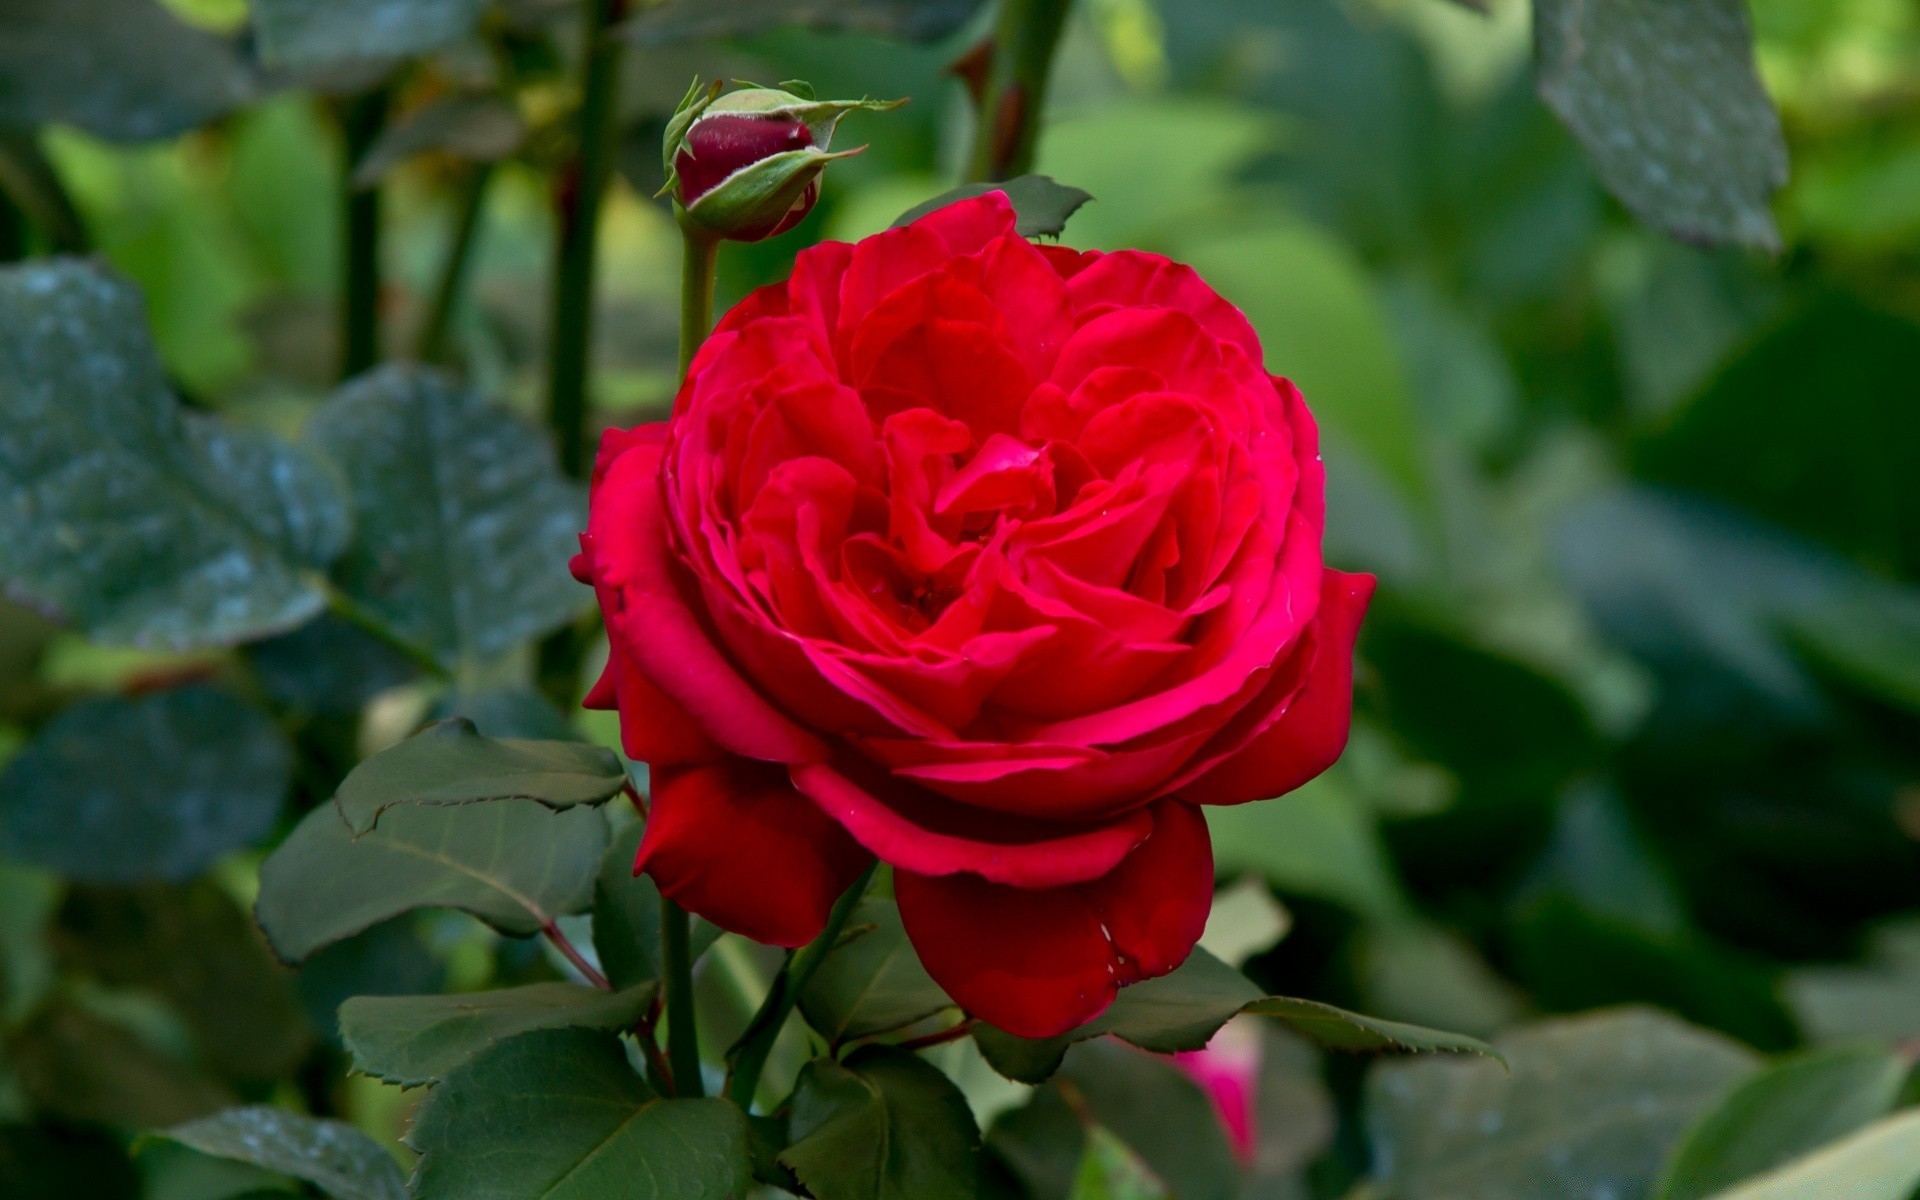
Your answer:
[963,0,1072,182]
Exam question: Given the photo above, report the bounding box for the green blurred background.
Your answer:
[7,0,1920,1195]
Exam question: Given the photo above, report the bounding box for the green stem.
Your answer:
[0,186,23,262]
[0,131,89,254]
[678,232,719,379]
[339,89,390,381]
[417,162,494,365]
[546,0,627,478]
[963,0,1072,182]
[662,898,704,1097]
[723,863,876,1110]
[324,586,450,682]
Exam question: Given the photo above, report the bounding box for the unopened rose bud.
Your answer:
[660,80,902,243]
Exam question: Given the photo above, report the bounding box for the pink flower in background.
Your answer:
[1174,1019,1263,1164]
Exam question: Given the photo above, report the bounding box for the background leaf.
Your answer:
[251,0,489,78]
[1654,1044,1906,1200]
[0,261,349,649]
[1367,1008,1760,1200]
[0,0,256,142]
[303,366,586,671]
[161,1107,407,1200]
[1534,0,1787,249]
[0,687,290,884]
[406,1027,752,1200]
[893,176,1093,239]
[255,798,607,962]
[626,0,987,46]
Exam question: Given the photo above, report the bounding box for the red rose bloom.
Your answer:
[574,193,1373,1038]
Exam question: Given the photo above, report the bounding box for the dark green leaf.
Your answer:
[0,687,290,883]
[161,1107,406,1200]
[1367,1008,1759,1200]
[988,1086,1086,1200]
[1706,1111,1920,1200]
[255,798,607,963]
[353,95,525,187]
[406,1028,753,1200]
[1534,0,1786,249]
[54,882,311,1085]
[781,1046,983,1200]
[340,982,658,1087]
[0,0,256,141]
[800,899,952,1044]
[295,917,444,1044]
[245,615,419,715]
[893,176,1094,239]
[1788,588,1920,717]
[253,0,489,77]
[0,261,349,649]
[972,1024,1072,1087]
[628,0,985,46]
[0,1124,140,1200]
[1633,296,1920,579]
[304,366,586,670]
[1057,1040,1238,1200]
[1655,1044,1906,1200]
[332,718,623,835]
[6,1002,234,1128]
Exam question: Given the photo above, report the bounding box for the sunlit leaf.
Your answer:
[1704,1110,1920,1200]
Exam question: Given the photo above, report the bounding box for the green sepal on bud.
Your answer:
[660,79,903,243]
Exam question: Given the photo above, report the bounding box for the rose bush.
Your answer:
[574,192,1373,1038]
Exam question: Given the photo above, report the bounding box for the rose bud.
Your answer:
[660,79,902,243]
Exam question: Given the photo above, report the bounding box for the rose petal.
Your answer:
[588,433,826,765]
[1179,569,1375,805]
[893,800,1213,1037]
[790,760,1152,887]
[636,757,872,948]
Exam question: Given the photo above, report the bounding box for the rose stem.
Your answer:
[337,86,390,381]
[678,231,719,379]
[535,0,627,711]
[723,863,878,1110]
[417,162,494,365]
[0,189,20,262]
[542,920,612,991]
[661,898,704,1096]
[545,0,626,478]
[963,0,1072,182]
